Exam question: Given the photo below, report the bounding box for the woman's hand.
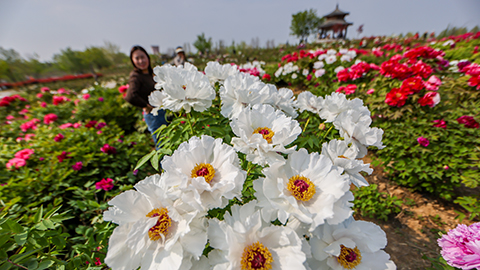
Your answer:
[143,104,154,113]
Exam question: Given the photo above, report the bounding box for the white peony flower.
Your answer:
[334,66,345,73]
[321,139,373,187]
[318,54,328,61]
[339,49,348,55]
[219,72,267,119]
[302,69,310,76]
[230,104,302,166]
[153,63,215,113]
[295,91,324,114]
[327,49,337,55]
[333,109,385,158]
[266,87,298,118]
[308,219,396,270]
[207,201,307,270]
[313,61,325,70]
[103,175,207,270]
[204,61,239,84]
[325,55,337,65]
[254,149,351,231]
[340,55,352,62]
[160,135,246,211]
[347,50,357,59]
[292,73,298,79]
[148,90,166,116]
[274,67,284,77]
[315,69,326,77]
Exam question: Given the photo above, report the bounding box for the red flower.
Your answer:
[432,119,447,129]
[417,136,430,147]
[85,120,98,128]
[385,88,409,107]
[101,144,117,155]
[95,178,114,191]
[57,151,72,163]
[337,69,351,82]
[43,113,58,124]
[401,76,424,94]
[72,162,83,171]
[261,74,271,81]
[457,116,479,128]
[411,61,433,79]
[418,92,440,107]
[54,133,65,142]
[15,149,35,160]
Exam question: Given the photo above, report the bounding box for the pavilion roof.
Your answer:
[319,19,353,29]
[324,4,350,18]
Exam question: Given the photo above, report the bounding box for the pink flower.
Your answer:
[98,97,104,102]
[59,123,74,129]
[40,87,50,93]
[73,122,82,128]
[74,99,81,106]
[82,93,90,100]
[15,149,34,160]
[36,93,43,98]
[118,85,129,93]
[54,133,65,142]
[57,88,67,94]
[24,134,35,141]
[443,165,449,170]
[95,178,114,191]
[432,119,447,129]
[417,136,430,147]
[97,130,103,134]
[366,88,375,94]
[57,151,72,163]
[6,158,26,170]
[6,115,14,120]
[40,102,47,108]
[72,162,83,171]
[438,222,480,269]
[96,122,107,129]
[425,75,442,91]
[345,84,357,95]
[39,157,45,161]
[100,144,117,155]
[43,113,58,124]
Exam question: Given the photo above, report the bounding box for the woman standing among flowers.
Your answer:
[125,45,168,148]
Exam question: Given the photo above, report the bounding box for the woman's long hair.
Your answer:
[130,45,153,75]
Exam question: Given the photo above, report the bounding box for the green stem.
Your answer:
[303,117,311,132]
[185,113,195,136]
[322,125,334,141]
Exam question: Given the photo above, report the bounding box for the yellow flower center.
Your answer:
[191,163,215,183]
[241,242,273,270]
[253,127,274,143]
[338,155,348,159]
[182,85,187,90]
[287,175,316,201]
[337,245,362,269]
[146,208,172,241]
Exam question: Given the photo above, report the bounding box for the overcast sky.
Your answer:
[1,0,479,62]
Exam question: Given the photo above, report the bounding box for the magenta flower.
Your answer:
[95,122,107,129]
[54,133,65,142]
[6,158,27,170]
[95,178,114,191]
[57,151,72,163]
[82,93,90,100]
[40,87,50,93]
[367,88,375,94]
[6,115,14,120]
[98,97,104,102]
[432,119,447,129]
[59,123,74,129]
[43,113,58,124]
[72,161,83,171]
[40,102,47,108]
[425,75,442,91]
[417,136,430,147]
[100,144,117,155]
[438,222,480,269]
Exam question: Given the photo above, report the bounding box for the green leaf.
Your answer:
[33,205,43,223]
[150,151,160,171]
[10,248,42,263]
[44,205,62,220]
[14,231,28,246]
[37,260,54,270]
[3,219,24,234]
[134,149,156,171]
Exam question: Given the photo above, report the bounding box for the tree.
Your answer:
[290,9,323,44]
[53,47,89,74]
[193,33,212,56]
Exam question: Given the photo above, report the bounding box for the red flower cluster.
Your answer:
[403,46,445,60]
[57,151,72,162]
[20,118,40,132]
[0,94,27,107]
[336,62,379,82]
[418,92,440,107]
[54,133,65,142]
[382,43,403,52]
[85,120,98,128]
[401,76,425,94]
[281,50,324,63]
[380,59,412,80]
[432,119,447,129]
[52,96,71,105]
[43,113,58,125]
[385,88,409,107]
[6,148,35,170]
[457,116,479,129]
[336,84,357,95]
[461,63,480,90]
[410,61,433,78]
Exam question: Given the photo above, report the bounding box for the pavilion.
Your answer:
[318,4,353,40]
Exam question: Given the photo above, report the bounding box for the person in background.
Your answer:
[173,46,186,66]
[124,45,168,149]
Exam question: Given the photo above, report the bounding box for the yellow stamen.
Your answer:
[191,163,216,183]
[337,245,362,269]
[241,242,273,270]
[287,175,316,201]
[253,127,274,143]
[146,208,171,241]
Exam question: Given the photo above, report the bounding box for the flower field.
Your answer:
[1,32,479,269]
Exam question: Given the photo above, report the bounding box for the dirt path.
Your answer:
[360,155,476,269]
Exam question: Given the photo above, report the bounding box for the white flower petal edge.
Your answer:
[204,61,239,84]
[230,104,301,166]
[103,175,207,270]
[207,201,307,270]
